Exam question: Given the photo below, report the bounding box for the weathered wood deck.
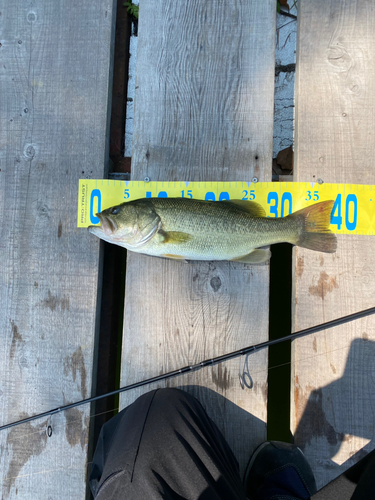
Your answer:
[1,0,375,498]
[119,0,276,476]
[292,0,375,489]
[0,0,115,498]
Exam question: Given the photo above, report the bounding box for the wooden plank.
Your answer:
[120,0,276,475]
[292,0,375,489]
[0,1,115,498]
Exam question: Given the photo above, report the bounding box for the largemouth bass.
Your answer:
[88,198,337,263]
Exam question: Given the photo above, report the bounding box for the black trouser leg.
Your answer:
[89,388,248,499]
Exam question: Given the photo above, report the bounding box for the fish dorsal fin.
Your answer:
[222,200,266,217]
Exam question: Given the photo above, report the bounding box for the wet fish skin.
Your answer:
[88,198,337,263]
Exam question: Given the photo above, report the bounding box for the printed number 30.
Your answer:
[267,192,292,218]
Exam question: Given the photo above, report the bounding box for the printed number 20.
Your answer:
[205,192,230,201]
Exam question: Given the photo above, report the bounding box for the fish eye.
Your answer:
[110,207,120,215]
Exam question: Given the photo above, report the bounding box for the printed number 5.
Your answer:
[124,189,130,199]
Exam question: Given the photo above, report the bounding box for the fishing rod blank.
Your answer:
[1,306,375,432]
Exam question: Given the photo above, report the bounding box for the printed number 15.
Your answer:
[181,190,193,198]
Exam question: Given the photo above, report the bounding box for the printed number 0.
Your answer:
[345,194,357,231]
[280,192,292,217]
[90,189,101,224]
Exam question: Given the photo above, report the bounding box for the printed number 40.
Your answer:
[331,194,357,231]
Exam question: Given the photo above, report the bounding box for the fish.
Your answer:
[88,198,337,263]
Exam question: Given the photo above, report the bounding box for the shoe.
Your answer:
[245,441,317,500]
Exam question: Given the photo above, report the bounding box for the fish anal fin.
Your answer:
[222,200,266,217]
[232,248,271,264]
[162,254,187,261]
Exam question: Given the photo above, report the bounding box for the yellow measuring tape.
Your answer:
[77,180,375,235]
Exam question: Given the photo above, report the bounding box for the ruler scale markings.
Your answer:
[77,180,375,234]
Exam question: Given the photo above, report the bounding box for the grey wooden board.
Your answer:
[292,0,375,489]
[120,0,276,476]
[0,1,115,498]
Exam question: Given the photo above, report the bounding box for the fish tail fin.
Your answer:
[290,200,337,253]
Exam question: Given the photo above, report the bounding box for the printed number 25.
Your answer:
[242,190,255,200]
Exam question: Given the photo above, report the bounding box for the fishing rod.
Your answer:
[1,306,375,432]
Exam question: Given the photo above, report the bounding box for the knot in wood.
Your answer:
[210,276,221,292]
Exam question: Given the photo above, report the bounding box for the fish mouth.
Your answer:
[96,213,117,235]
[88,214,117,238]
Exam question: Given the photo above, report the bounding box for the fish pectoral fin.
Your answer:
[232,248,271,264]
[222,200,266,217]
[157,230,192,244]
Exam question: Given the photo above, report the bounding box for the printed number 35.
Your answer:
[306,191,319,201]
